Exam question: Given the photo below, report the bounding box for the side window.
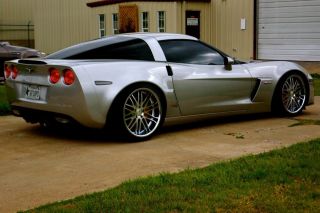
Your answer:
[141,12,149,32]
[112,13,119,34]
[157,11,166,32]
[98,14,106,38]
[66,39,154,61]
[159,40,224,65]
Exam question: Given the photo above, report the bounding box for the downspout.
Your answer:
[182,0,186,34]
[27,21,32,48]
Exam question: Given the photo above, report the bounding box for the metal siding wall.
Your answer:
[0,0,34,40]
[35,1,179,53]
[213,0,254,60]
[35,0,93,54]
[258,0,320,61]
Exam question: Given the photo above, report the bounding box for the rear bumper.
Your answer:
[11,106,80,126]
[5,79,107,129]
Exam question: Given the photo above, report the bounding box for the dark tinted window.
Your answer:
[47,37,154,61]
[159,40,224,65]
[66,38,154,61]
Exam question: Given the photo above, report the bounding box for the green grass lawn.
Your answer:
[0,85,10,115]
[22,139,320,212]
[315,79,320,96]
[312,74,320,96]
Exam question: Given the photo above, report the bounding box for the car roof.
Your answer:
[119,32,198,41]
[46,33,198,59]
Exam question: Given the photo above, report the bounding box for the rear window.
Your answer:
[47,37,154,61]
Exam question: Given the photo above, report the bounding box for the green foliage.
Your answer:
[306,74,320,96]
[23,139,320,213]
[314,78,320,96]
[0,85,10,115]
[289,119,320,127]
[311,73,320,79]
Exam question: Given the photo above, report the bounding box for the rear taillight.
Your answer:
[49,68,75,85]
[4,64,18,79]
[49,68,60,84]
[4,64,11,79]
[63,69,75,85]
[11,65,18,79]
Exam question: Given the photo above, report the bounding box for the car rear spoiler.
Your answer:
[18,59,47,65]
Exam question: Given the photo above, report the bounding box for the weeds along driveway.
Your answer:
[0,97,320,213]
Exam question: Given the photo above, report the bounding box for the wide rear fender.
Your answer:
[74,61,180,124]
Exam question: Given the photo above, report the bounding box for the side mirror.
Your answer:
[224,57,234,71]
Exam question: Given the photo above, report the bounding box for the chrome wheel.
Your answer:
[123,88,162,138]
[281,75,306,114]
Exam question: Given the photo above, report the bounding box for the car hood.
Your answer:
[242,60,310,79]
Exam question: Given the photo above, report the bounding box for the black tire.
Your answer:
[272,73,307,116]
[110,84,165,141]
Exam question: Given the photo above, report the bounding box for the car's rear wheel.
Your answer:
[273,73,307,116]
[112,85,165,141]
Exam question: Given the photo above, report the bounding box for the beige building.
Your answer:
[33,0,254,60]
[4,0,319,63]
[2,0,320,74]
[0,0,254,59]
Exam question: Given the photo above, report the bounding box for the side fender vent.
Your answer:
[251,79,261,101]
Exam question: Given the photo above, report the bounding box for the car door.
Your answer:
[159,39,253,116]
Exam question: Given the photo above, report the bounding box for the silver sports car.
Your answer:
[4,33,314,140]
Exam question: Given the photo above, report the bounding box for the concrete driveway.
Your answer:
[1,97,320,212]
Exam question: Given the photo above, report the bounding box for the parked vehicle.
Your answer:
[4,33,314,140]
[0,42,44,82]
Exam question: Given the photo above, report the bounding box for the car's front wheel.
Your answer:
[113,85,165,141]
[273,73,307,116]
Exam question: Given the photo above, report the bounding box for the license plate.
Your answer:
[25,85,40,100]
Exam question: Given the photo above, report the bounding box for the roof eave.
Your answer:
[87,0,211,8]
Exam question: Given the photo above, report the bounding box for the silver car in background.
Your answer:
[0,42,44,83]
[4,33,314,140]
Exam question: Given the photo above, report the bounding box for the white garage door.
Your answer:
[258,0,320,61]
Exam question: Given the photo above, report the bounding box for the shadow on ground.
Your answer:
[26,112,279,143]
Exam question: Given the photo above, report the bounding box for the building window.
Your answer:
[157,11,166,32]
[112,13,119,34]
[98,14,105,38]
[141,12,149,32]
